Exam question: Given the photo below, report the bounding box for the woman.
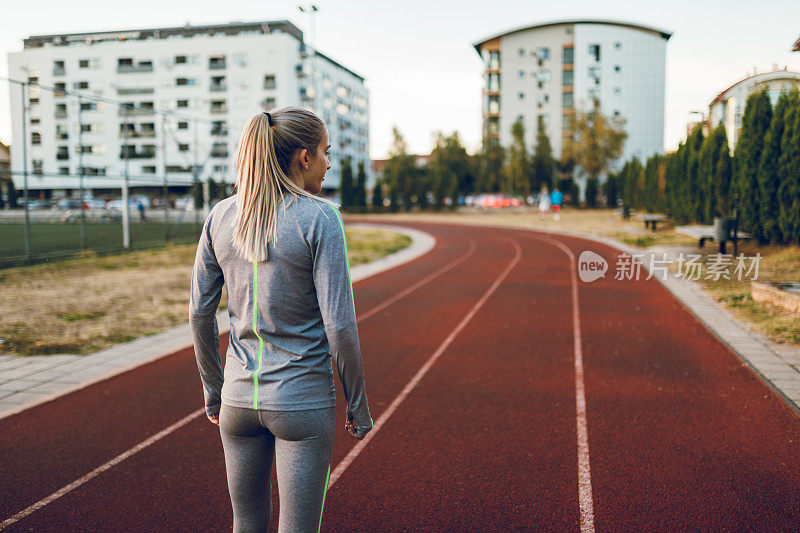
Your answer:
[189,106,373,532]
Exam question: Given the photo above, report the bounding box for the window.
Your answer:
[31,132,41,145]
[233,53,247,67]
[613,87,621,96]
[536,47,550,60]
[613,110,621,118]
[175,55,187,64]
[589,44,601,62]
[588,66,601,85]
[30,117,40,124]
[487,72,500,91]
[29,98,39,105]
[614,65,621,73]
[143,166,156,174]
[59,167,70,175]
[518,70,526,79]
[518,48,526,57]
[209,55,226,69]
[81,124,92,133]
[263,97,276,110]
[536,70,551,84]
[55,103,68,118]
[56,124,69,139]
[563,114,571,129]
[32,160,43,175]
[179,143,189,152]
[537,93,549,108]
[57,146,69,160]
[74,81,89,90]
[177,99,189,108]
[563,47,574,65]
[614,41,622,50]
[518,92,526,100]
[178,121,189,130]
[488,50,500,70]
[488,94,500,113]
[562,92,574,108]
[118,58,133,67]
[176,78,196,86]
[264,75,276,90]
[562,70,574,86]
[80,102,97,111]
[79,59,90,68]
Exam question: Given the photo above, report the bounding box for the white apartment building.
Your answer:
[474,19,670,190]
[7,20,370,197]
[708,69,800,149]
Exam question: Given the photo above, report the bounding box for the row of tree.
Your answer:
[370,99,628,212]
[608,88,800,244]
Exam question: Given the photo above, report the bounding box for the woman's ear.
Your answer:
[299,148,310,170]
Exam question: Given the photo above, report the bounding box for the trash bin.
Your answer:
[714,217,731,253]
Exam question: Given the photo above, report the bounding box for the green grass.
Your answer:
[0,221,201,267]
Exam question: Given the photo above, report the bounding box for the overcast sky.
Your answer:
[1,0,799,158]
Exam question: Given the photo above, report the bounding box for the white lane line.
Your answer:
[356,237,478,323]
[329,236,522,488]
[0,408,205,530]
[526,233,595,533]
[0,231,474,527]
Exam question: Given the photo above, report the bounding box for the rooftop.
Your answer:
[794,36,800,52]
[710,69,800,105]
[23,20,303,49]
[473,19,672,55]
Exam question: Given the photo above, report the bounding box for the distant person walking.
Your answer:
[550,187,563,221]
[190,107,373,532]
[537,186,550,220]
[137,200,146,222]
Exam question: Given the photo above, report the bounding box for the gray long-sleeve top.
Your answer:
[189,194,371,428]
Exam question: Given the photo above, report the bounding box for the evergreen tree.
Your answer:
[585,176,599,208]
[643,154,662,213]
[476,133,505,193]
[383,127,417,211]
[340,158,354,210]
[698,125,727,223]
[685,127,705,223]
[354,161,367,210]
[757,91,791,242]
[732,90,772,238]
[603,171,619,207]
[532,115,556,191]
[503,118,530,198]
[192,181,204,209]
[371,181,384,211]
[713,136,733,219]
[778,90,800,243]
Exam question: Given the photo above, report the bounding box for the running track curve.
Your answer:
[0,220,798,532]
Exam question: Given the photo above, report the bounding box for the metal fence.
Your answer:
[0,76,235,267]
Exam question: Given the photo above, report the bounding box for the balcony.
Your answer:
[209,82,227,92]
[117,63,154,74]
[116,87,155,95]
[211,128,229,137]
[53,66,66,76]
[55,110,68,119]
[210,150,229,158]
[120,148,156,159]
[56,153,70,160]
[210,103,227,114]
[118,106,155,117]
[118,130,156,138]
[209,59,226,70]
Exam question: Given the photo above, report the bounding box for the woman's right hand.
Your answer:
[345,414,373,440]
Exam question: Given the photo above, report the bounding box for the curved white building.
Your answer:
[708,70,800,149]
[474,19,671,183]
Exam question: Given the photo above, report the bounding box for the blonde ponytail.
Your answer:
[233,107,337,263]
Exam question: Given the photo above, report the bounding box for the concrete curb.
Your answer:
[0,224,436,420]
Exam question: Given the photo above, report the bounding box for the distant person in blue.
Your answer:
[137,200,146,222]
[550,187,563,221]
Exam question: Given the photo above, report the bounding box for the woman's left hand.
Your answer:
[207,413,220,426]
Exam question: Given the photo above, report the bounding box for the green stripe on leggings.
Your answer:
[252,262,264,410]
[318,463,331,532]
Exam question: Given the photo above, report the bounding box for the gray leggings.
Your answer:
[219,403,335,533]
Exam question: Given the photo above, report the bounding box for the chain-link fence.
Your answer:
[0,76,235,267]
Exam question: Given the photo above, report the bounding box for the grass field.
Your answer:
[0,226,410,356]
[0,220,202,267]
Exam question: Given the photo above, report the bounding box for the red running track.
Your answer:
[0,221,798,532]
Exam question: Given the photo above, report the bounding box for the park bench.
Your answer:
[675,225,752,249]
[635,213,668,231]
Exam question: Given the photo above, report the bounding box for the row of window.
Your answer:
[52,54,250,75]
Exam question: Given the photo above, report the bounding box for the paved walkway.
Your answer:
[0,224,435,420]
